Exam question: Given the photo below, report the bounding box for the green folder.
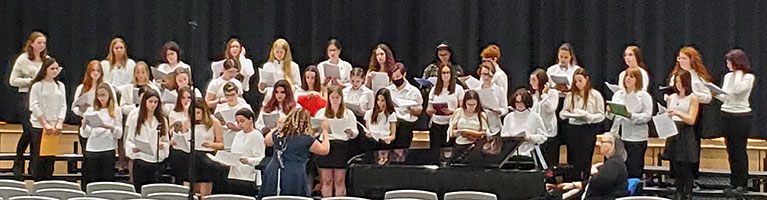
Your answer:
[607,101,629,118]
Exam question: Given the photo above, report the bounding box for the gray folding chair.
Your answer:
[140,184,188,197]
[0,187,29,199]
[86,182,135,195]
[31,181,80,194]
[34,188,86,199]
[0,180,26,189]
[384,190,438,200]
[321,197,371,200]
[261,196,313,200]
[444,191,497,200]
[68,197,110,200]
[8,196,57,200]
[91,190,143,200]
[146,192,197,200]
[203,194,256,200]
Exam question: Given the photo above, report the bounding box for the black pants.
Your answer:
[542,134,565,167]
[14,93,34,176]
[132,160,164,192]
[227,179,258,197]
[723,112,752,187]
[83,150,116,184]
[565,124,598,181]
[624,140,647,179]
[672,161,696,196]
[29,128,53,181]
[425,123,449,165]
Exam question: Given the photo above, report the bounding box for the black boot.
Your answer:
[12,159,24,180]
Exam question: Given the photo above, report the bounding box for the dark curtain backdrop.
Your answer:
[0,0,764,131]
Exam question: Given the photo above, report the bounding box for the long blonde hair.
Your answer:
[93,83,117,118]
[281,108,313,138]
[104,38,130,69]
[268,38,295,85]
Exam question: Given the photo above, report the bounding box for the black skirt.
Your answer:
[316,140,351,168]
[170,149,223,182]
[663,122,700,163]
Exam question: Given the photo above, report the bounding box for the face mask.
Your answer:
[393,78,405,87]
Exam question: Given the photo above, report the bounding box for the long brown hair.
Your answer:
[93,83,117,118]
[555,43,578,66]
[434,63,456,95]
[136,88,167,136]
[80,60,104,96]
[268,38,295,85]
[281,108,314,138]
[22,31,47,61]
[30,58,60,87]
[530,68,548,97]
[624,46,646,69]
[105,38,129,69]
[263,80,296,114]
[193,99,214,129]
[674,70,693,96]
[623,67,643,92]
[323,86,346,119]
[669,46,711,83]
[569,68,592,110]
[368,43,395,72]
[371,88,395,124]
[173,86,193,112]
[461,90,486,130]
[301,65,321,92]
[168,67,192,90]
[725,49,752,73]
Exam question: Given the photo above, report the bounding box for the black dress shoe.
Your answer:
[12,160,24,180]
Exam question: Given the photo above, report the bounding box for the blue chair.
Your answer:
[627,178,641,196]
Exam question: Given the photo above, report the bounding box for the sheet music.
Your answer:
[223,131,236,150]
[328,118,348,139]
[83,110,109,128]
[311,117,323,129]
[208,151,243,166]
[371,72,389,93]
[653,113,678,139]
[150,67,172,81]
[477,88,499,109]
[429,100,449,115]
[73,92,94,107]
[394,98,419,107]
[171,133,190,152]
[562,109,587,119]
[132,88,141,104]
[657,103,666,114]
[345,102,363,113]
[550,75,569,85]
[262,113,280,128]
[705,82,727,95]
[161,90,177,104]
[217,108,238,124]
[259,69,276,87]
[133,139,155,156]
[463,76,481,89]
[322,63,341,79]
[605,82,621,93]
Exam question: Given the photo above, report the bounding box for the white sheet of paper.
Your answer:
[705,82,727,95]
[133,139,155,156]
[83,110,109,128]
[310,117,323,129]
[394,98,419,107]
[427,77,437,86]
[161,90,177,104]
[218,109,238,124]
[371,72,390,93]
[208,151,243,166]
[223,131,236,150]
[356,121,369,134]
[463,76,481,89]
[171,133,190,152]
[132,88,141,104]
[73,92,94,107]
[345,102,363,113]
[605,82,621,93]
[259,69,276,87]
[653,113,678,139]
[262,113,280,128]
[322,63,341,79]
[550,75,569,85]
[562,109,586,119]
[151,67,172,81]
[328,118,348,138]
[657,103,667,114]
[477,88,499,109]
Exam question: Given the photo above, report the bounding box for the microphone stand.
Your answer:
[187,85,197,199]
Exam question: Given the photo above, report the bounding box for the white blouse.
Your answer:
[318,59,353,85]
[342,85,375,115]
[315,108,359,141]
[156,61,191,74]
[607,90,653,142]
[492,64,509,94]
[72,83,118,117]
[428,84,465,125]
[124,110,169,163]
[472,81,508,135]
[9,53,47,93]
[228,129,265,184]
[211,56,256,91]
[618,67,650,92]
[29,81,67,128]
[668,93,692,122]
[559,89,605,125]
[214,101,253,149]
[715,70,754,113]
[501,110,547,157]
[80,107,123,152]
[531,89,559,137]
[260,60,302,93]
[449,108,489,145]
[101,59,137,88]
[546,64,582,97]
[118,83,161,116]
[206,77,244,99]
[364,110,397,140]
[386,82,423,122]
